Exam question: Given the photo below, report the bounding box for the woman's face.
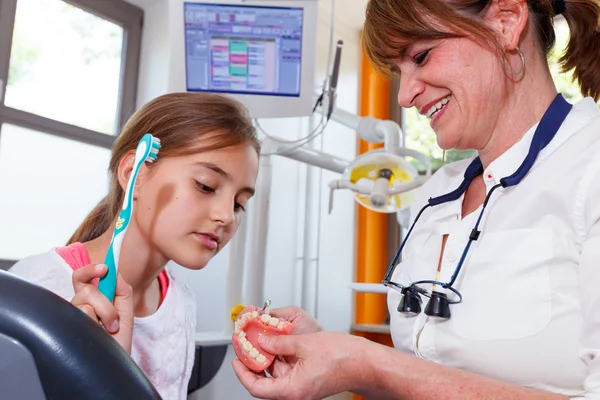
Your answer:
[394,35,507,151]
[133,141,259,270]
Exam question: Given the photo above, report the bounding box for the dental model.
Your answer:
[232,303,293,373]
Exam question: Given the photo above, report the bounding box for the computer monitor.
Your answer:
[183,1,318,118]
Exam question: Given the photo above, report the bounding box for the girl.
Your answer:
[9,92,261,400]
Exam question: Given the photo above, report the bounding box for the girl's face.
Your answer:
[132,141,259,270]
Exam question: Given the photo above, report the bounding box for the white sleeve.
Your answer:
[577,221,600,399]
[8,251,76,302]
[574,158,600,400]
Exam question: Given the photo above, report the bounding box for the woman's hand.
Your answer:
[256,306,323,377]
[71,264,134,354]
[267,306,323,335]
[232,331,375,400]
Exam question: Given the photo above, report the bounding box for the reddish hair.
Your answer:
[363,0,600,100]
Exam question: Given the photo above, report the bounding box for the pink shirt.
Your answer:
[55,242,169,300]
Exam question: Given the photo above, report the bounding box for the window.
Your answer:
[0,0,143,270]
[402,16,598,173]
[0,124,111,260]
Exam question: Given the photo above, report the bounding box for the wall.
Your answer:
[135,0,171,104]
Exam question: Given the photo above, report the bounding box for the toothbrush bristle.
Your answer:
[146,136,160,163]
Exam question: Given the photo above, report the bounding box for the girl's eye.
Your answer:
[195,180,246,212]
[195,180,215,193]
[415,49,430,65]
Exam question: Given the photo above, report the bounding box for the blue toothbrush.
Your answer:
[98,133,161,302]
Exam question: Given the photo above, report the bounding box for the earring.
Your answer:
[503,46,525,76]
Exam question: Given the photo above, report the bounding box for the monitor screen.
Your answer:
[184,2,304,98]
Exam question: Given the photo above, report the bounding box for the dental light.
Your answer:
[326,110,432,214]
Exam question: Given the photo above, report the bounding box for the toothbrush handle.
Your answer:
[99,237,118,302]
[98,209,129,302]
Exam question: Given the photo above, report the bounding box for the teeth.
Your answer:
[236,311,289,331]
[426,95,451,119]
[260,314,271,324]
[236,335,269,364]
[235,311,289,365]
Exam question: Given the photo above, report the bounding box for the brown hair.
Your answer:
[362,0,600,101]
[68,92,260,244]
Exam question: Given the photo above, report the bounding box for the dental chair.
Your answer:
[0,270,161,400]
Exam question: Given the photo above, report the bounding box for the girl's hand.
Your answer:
[71,264,134,354]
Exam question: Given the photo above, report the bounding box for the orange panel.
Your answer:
[360,54,390,120]
[355,46,390,326]
[352,43,394,400]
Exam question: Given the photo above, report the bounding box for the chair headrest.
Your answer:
[0,270,161,400]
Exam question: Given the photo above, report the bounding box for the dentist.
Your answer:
[233,0,600,399]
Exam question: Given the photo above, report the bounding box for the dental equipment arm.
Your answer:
[243,107,431,306]
[244,137,351,307]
